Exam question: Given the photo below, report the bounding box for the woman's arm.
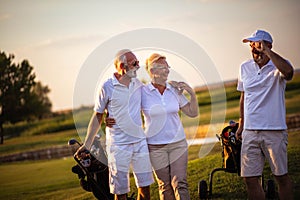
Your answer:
[177,82,199,118]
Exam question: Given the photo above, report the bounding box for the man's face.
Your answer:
[250,41,269,66]
[124,52,140,78]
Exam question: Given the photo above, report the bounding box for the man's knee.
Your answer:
[244,176,261,187]
[115,194,127,200]
[158,181,172,191]
[138,186,150,193]
[171,176,189,194]
[274,174,292,186]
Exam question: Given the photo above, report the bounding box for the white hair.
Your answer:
[114,49,131,67]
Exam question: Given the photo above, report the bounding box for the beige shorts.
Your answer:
[107,139,154,195]
[241,130,288,177]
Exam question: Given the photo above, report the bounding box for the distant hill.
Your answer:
[194,79,237,92]
[54,69,300,114]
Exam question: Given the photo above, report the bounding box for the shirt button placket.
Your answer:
[161,95,166,106]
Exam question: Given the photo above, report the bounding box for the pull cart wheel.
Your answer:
[198,180,208,199]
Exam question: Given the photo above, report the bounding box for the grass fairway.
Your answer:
[1,130,299,200]
[0,73,299,199]
[0,157,96,200]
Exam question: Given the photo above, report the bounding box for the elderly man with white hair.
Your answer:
[76,49,154,200]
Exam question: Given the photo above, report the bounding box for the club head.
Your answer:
[68,138,81,146]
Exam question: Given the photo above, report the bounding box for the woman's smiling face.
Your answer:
[151,59,170,82]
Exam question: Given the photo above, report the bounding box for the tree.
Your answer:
[25,81,52,120]
[0,51,52,144]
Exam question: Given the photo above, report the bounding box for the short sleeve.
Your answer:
[237,65,244,92]
[93,83,109,113]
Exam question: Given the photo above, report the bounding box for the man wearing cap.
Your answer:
[236,30,294,199]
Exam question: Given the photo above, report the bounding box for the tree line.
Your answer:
[0,51,52,144]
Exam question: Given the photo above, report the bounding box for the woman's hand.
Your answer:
[170,80,198,118]
[105,117,116,128]
[169,81,193,94]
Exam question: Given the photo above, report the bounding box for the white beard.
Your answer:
[126,69,137,78]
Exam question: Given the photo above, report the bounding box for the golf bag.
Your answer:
[220,122,241,174]
[69,136,114,200]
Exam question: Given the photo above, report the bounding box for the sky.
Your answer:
[1,0,300,111]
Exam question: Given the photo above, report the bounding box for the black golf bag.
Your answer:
[220,122,241,174]
[198,121,276,199]
[69,136,114,200]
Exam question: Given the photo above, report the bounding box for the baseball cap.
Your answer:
[242,30,273,43]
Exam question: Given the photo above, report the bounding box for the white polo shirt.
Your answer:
[141,83,188,144]
[237,59,287,130]
[94,75,145,145]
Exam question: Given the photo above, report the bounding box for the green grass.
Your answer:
[0,129,81,156]
[0,130,299,200]
[0,157,96,200]
[0,72,299,199]
[3,113,76,138]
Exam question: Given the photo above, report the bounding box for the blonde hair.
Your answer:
[145,53,166,72]
[114,49,131,68]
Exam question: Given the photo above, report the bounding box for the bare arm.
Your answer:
[84,112,103,149]
[76,112,103,156]
[236,92,244,140]
[261,41,294,80]
[179,82,199,118]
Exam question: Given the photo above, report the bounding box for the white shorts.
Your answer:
[241,130,288,177]
[107,139,154,195]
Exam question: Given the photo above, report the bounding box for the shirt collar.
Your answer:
[261,59,274,70]
[112,73,136,86]
[252,59,274,70]
[112,74,121,86]
[147,82,171,91]
[265,59,274,67]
